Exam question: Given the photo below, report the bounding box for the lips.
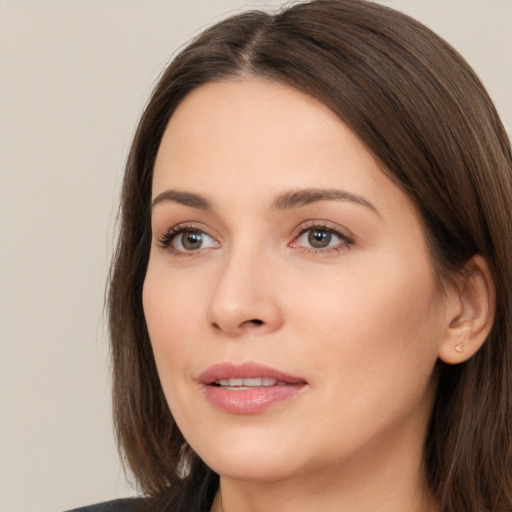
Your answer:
[212,377,286,388]
[200,362,306,385]
[199,362,308,414]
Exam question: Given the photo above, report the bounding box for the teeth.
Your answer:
[214,377,278,387]
[243,378,261,386]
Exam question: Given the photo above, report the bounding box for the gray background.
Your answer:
[1,1,510,511]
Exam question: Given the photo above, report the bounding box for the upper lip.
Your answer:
[199,362,307,385]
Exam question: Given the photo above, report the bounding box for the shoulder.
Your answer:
[65,497,150,512]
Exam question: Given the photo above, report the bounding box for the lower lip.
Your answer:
[203,384,306,414]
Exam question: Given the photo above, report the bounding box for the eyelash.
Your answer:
[156,221,354,256]
[156,223,217,257]
[291,220,355,254]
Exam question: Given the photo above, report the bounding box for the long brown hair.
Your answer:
[108,1,512,510]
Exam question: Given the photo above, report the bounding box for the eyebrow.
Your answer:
[272,188,380,217]
[151,187,380,217]
[151,189,212,210]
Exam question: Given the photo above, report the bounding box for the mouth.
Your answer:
[200,361,306,386]
[211,377,295,389]
[199,362,308,414]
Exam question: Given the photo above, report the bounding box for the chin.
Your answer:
[191,433,305,482]
[207,457,299,483]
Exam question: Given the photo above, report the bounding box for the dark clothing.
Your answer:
[66,498,150,512]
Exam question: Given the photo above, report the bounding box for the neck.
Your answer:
[214,465,436,512]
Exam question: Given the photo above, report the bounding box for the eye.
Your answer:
[303,229,335,249]
[291,222,354,252]
[158,226,219,254]
[173,229,216,251]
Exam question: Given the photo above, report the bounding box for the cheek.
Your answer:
[289,252,444,388]
[280,260,443,459]
[142,267,204,373]
[142,268,208,430]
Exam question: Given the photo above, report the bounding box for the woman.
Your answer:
[72,0,512,510]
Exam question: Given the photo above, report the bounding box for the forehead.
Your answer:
[153,79,386,199]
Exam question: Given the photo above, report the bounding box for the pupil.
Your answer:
[308,229,331,248]
[182,231,202,250]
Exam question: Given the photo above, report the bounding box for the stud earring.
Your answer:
[455,343,463,353]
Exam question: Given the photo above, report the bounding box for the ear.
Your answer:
[438,255,496,365]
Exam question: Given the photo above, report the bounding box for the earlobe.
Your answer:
[438,255,496,365]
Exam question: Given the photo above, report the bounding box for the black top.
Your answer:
[66,498,150,512]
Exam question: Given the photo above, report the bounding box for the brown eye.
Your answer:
[179,230,204,250]
[292,224,353,252]
[308,229,332,248]
[168,229,218,252]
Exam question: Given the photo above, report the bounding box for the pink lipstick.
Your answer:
[199,362,307,414]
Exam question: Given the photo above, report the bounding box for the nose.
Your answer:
[206,245,284,337]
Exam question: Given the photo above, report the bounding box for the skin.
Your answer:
[143,78,467,512]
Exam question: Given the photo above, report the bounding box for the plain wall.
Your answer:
[1,1,510,511]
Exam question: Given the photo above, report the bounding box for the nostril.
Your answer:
[210,318,264,333]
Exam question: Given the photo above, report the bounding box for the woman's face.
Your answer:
[143,79,451,483]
